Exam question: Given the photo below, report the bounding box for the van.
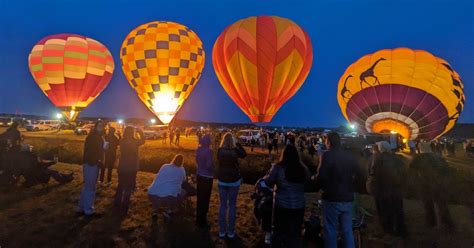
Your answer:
[143,125,168,139]
[25,120,61,131]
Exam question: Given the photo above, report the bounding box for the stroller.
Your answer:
[251,178,274,235]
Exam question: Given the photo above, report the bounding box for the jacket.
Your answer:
[264,163,309,209]
[118,131,145,173]
[105,132,120,159]
[366,152,404,196]
[315,147,363,202]
[82,131,105,166]
[217,143,247,183]
[196,135,214,177]
[409,153,450,190]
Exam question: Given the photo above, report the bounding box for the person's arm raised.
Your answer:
[235,142,247,158]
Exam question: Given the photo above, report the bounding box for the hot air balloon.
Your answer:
[120,21,205,125]
[28,34,114,121]
[337,48,465,141]
[212,16,313,123]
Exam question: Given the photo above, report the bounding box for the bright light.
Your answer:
[150,118,156,124]
[402,138,407,143]
[151,91,179,125]
[70,110,75,118]
[55,113,62,119]
[118,119,124,124]
[349,123,356,130]
[390,130,397,134]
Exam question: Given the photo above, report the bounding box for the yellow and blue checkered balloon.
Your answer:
[120,21,205,124]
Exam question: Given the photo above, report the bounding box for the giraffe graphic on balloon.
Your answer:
[340,58,386,103]
[442,63,465,122]
[359,58,386,89]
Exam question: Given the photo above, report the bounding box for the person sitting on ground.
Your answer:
[410,142,454,229]
[264,144,310,247]
[148,154,187,221]
[18,144,74,187]
[366,141,407,237]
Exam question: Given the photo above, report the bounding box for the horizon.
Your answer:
[0,0,472,127]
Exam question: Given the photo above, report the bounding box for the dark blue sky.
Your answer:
[0,0,472,127]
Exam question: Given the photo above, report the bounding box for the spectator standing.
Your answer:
[99,127,120,186]
[217,132,247,239]
[76,121,106,217]
[410,142,454,229]
[195,134,214,228]
[114,126,145,212]
[366,141,406,236]
[264,145,309,247]
[314,132,364,248]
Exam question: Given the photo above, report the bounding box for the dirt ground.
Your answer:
[0,163,473,248]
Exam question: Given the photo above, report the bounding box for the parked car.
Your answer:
[237,129,261,144]
[74,124,95,135]
[143,125,168,139]
[0,118,12,127]
[25,120,61,131]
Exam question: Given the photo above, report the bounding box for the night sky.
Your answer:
[0,0,472,127]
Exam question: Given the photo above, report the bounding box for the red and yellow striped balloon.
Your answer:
[28,34,114,121]
[213,16,313,122]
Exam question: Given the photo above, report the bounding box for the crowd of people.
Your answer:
[1,121,470,248]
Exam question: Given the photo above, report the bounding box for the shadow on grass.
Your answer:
[146,214,214,247]
[0,183,64,211]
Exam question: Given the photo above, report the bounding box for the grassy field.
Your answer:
[1,127,474,247]
[0,163,473,247]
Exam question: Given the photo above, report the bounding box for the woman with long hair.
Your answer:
[114,126,145,212]
[217,132,247,239]
[264,144,309,247]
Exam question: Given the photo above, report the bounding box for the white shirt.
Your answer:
[148,163,186,197]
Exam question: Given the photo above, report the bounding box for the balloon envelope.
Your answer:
[213,16,313,123]
[120,21,205,125]
[337,48,465,141]
[28,34,114,121]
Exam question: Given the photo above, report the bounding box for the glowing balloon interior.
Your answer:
[213,15,313,123]
[337,48,465,141]
[120,21,205,125]
[28,34,114,121]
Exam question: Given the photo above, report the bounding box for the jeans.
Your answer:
[114,170,137,210]
[322,200,354,248]
[218,185,240,233]
[272,206,305,248]
[77,164,99,215]
[196,176,213,225]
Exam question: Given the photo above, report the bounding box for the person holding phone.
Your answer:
[216,132,247,239]
[114,126,145,212]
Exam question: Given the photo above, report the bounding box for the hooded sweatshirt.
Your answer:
[196,135,214,178]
